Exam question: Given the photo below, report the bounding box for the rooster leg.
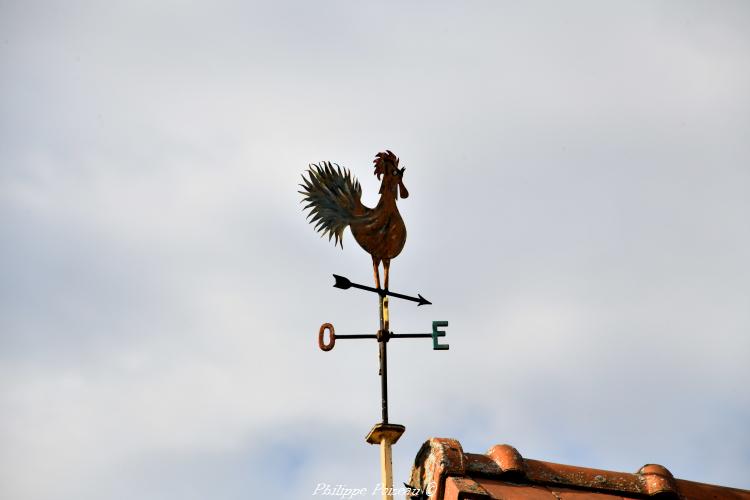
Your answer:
[382,258,391,332]
[373,256,385,328]
[373,256,384,376]
[383,258,391,291]
[372,256,382,290]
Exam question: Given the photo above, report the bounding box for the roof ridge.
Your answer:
[409,437,750,500]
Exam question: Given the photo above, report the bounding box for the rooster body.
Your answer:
[300,151,408,290]
[350,193,407,261]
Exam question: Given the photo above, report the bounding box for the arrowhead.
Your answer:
[417,294,432,306]
[332,274,351,289]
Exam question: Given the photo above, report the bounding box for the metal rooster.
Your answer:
[299,150,408,292]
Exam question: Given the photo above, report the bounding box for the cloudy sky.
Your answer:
[2,1,749,499]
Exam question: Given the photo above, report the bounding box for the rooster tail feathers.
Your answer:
[299,161,363,248]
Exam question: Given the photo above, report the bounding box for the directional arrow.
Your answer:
[332,274,432,306]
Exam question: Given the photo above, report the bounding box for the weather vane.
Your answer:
[300,151,449,500]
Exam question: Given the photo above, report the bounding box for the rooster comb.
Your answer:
[373,150,399,178]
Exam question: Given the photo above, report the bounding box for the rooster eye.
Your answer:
[392,169,398,175]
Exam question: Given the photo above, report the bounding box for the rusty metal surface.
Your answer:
[303,153,448,500]
[304,151,446,442]
[318,323,335,351]
[300,151,408,288]
[410,438,750,500]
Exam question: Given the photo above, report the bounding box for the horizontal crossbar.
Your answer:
[334,332,433,340]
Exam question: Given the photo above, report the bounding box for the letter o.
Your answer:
[318,323,335,351]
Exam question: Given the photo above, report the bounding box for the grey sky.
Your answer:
[1,1,749,499]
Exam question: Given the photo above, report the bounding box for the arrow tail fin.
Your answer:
[332,274,352,289]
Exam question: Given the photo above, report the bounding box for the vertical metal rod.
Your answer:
[379,293,389,424]
[379,292,392,500]
[380,336,388,423]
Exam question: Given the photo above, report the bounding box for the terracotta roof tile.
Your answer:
[409,438,750,500]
